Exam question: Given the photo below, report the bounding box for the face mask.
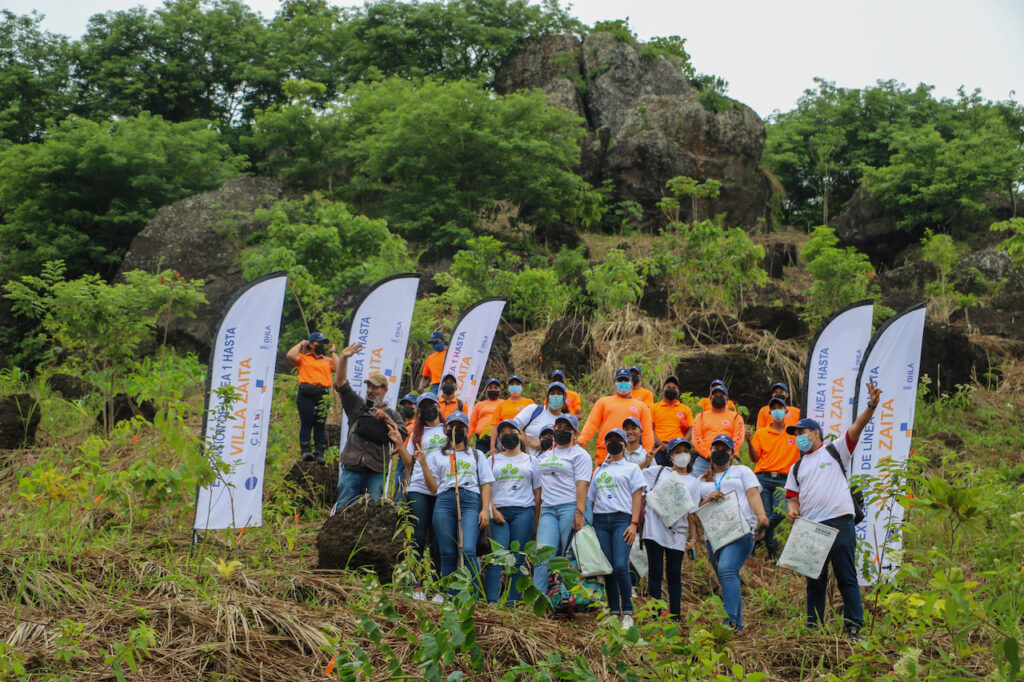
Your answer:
[616,381,631,394]
[449,427,467,444]
[313,342,327,355]
[796,434,813,452]
[419,403,438,422]
[711,395,726,409]
[540,437,553,452]
[606,441,625,456]
[441,381,456,395]
[664,388,679,401]
[553,429,573,446]
[631,376,640,386]
[433,342,445,352]
[508,385,523,396]
[548,395,564,410]
[400,406,415,420]
[672,453,691,469]
[487,390,500,400]
[711,449,732,467]
[770,409,786,421]
[499,433,520,450]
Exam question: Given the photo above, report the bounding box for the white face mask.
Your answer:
[672,453,691,469]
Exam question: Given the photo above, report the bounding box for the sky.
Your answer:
[6,0,1023,119]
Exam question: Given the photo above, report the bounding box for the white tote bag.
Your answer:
[571,525,613,578]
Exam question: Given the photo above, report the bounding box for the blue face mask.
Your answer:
[548,394,564,410]
[796,434,813,452]
[508,384,523,396]
[433,342,445,352]
[770,409,786,422]
[616,381,631,394]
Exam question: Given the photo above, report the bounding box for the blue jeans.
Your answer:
[807,515,863,629]
[406,491,438,583]
[336,468,384,509]
[532,502,576,593]
[756,472,788,550]
[484,505,535,604]
[706,533,754,629]
[433,488,483,592]
[690,455,710,478]
[594,512,634,615]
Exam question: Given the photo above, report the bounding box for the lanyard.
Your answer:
[714,466,730,492]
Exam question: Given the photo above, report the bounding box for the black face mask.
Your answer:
[711,449,732,467]
[486,390,500,400]
[664,388,679,401]
[540,437,553,452]
[606,441,625,456]
[400,406,415,420]
[449,427,467,444]
[553,429,573,446]
[441,381,456,395]
[499,433,520,451]
[419,403,439,422]
[711,395,727,409]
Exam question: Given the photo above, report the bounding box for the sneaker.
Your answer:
[431,594,444,603]
[413,590,426,601]
[846,625,862,641]
[620,615,634,631]
[314,449,326,465]
[301,449,314,462]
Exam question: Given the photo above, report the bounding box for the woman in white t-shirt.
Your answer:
[697,434,769,631]
[483,420,542,605]
[642,437,701,621]
[404,393,444,600]
[588,428,645,627]
[428,410,494,594]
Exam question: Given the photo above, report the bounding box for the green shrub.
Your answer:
[585,248,645,314]
[800,225,876,328]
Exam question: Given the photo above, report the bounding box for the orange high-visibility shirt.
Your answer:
[469,398,502,436]
[755,404,801,430]
[698,396,737,412]
[691,409,745,458]
[651,400,693,442]
[438,394,463,421]
[296,353,334,386]
[420,350,446,384]
[488,397,534,432]
[630,386,655,407]
[579,394,654,465]
[751,425,800,474]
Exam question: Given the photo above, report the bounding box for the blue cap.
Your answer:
[604,428,628,443]
[496,419,519,433]
[429,331,445,343]
[484,377,501,388]
[547,381,567,394]
[614,368,631,381]
[400,393,418,404]
[446,410,469,428]
[629,365,642,375]
[666,437,692,453]
[416,392,439,406]
[308,331,327,342]
[711,384,729,397]
[555,414,579,430]
[539,425,555,435]
[508,375,524,384]
[710,379,725,388]
[768,395,787,408]
[622,416,642,430]
[663,374,680,387]
[771,382,789,393]
[549,369,567,381]
[787,418,821,435]
[711,434,735,451]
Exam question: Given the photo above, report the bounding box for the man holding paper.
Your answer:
[785,380,883,640]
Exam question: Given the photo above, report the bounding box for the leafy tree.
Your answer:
[799,225,876,327]
[585,249,645,314]
[992,217,1024,267]
[640,35,695,78]
[919,229,971,322]
[0,11,72,144]
[0,113,245,283]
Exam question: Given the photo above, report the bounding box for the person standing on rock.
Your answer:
[287,332,337,464]
[333,343,407,508]
[578,368,653,466]
[468,378,502,454]
[691,383,744,478]
[417,331,447,394]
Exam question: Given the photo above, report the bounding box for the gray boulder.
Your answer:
[829,185,906,263]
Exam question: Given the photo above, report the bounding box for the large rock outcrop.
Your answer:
[118,177,285,359]
[496,34,772,230]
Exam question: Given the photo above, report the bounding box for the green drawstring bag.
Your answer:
[570,525,613,578]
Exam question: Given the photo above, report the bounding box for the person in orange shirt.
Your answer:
[651,375,693,453]
[417,331,447,393]
[468,378,503,453]
[629,365,655,407]
[286,331,337,463]
[750,396,800,559]
[698,379,737,412]
[690,383,744,478]
[437,373,465,420]
[487,375,534,452]
[579,368,654,465]
[548,369,583,418]
[755,382,801,430]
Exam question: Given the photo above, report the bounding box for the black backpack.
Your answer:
[792,442,866,524]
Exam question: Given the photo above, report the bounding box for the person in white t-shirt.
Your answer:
[428,410,494,595]
[785,380,882,640]
[698,434,769,631]
[589,429,646,628]
[483,420,542,605]
[511,381,570,454]
[531,414,592,597]
[622,416,654,468]
[403,393,445,600]
[642,437,701,621]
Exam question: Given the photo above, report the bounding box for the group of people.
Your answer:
[290,330,880,637]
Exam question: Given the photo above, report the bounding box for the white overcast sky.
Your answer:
[5,0,1022,118]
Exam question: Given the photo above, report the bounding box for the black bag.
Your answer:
[298,382,328,397]
[792,443,866,524]
[352,412,390,445]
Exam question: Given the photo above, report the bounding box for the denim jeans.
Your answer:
[433,488,483,592]
[756,472,788,550]
[484,505,535,604]
[706,532,754,629]
[406,491,438,583]
[645,540,684,619]
[690,455,710,478]
[594,511,634,615]
[335,468,384,509]
[807,515,863,629]
[532,502,576,593]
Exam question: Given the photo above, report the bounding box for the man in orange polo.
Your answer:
[417,331,447,393]
[750,395,800,559]
[487,375,534,452]
[698,379,737,412]
[755,382,801,430]
[651,374,693,454]
[548,369,583,418]
[437,373,465,420]
[690,383,744,478]
[468,377,502,452]
[629,365,655,407]
[579,368,653,465]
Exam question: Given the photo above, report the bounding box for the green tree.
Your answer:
[0,11,72,144]
[585,248,645,314]
[0,113,245,283]
[800,225,876,327]
[919,229,968,322]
